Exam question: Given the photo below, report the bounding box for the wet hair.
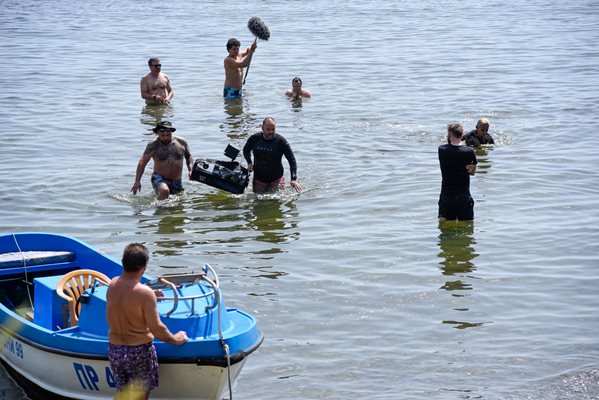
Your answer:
[226,38,240,50]
[262,116,276,127]
[147,57,160,66]
[292,77,302,84]
[477,117,490,129]
[122,243,149,273]
[447,123,464,139]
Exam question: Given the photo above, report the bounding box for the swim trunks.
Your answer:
[438,192,475,221]
[223,87,242,99]
[252,176,285,193]
[151,172,183,195]
[108,342,159,392]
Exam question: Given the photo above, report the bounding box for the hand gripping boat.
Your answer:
[191,145,250,195]
[0,232,263,400]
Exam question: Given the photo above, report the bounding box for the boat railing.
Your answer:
[146,264,220,317]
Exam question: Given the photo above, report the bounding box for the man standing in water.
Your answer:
[107,243,188,399]
[285,77,311,99]
[462,117,494,147]
[223,38,257,99]
[131,121,194,200]
[438,123,477,222]
[140,57,174,105]
[243,117,302,193]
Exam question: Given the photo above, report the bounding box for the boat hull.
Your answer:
[0,332,246,400]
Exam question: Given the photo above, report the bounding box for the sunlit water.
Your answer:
[1,0,598,399]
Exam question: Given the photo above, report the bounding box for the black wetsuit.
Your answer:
[463,129,494,147]
[438,144,477,220]
[243,132,297,183]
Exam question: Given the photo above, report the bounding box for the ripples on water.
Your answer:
[1,0,599,399]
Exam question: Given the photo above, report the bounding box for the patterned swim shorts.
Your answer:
[151,172,183,195]
[108,342,159,392]
[223,87,242,99]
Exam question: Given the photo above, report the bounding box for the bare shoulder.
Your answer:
[146,138,159,149]
[143,139,159,154]
[174,136,189,145]
[133,281,155,298]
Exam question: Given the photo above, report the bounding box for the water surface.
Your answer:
[1,0,598,399]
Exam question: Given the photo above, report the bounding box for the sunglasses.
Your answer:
[151,64,162,68]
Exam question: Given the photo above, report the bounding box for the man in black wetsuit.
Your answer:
[438,123,477,222]
[243,117,302,193]
[462,117,494,147]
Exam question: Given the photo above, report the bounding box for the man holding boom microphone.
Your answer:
[223,38,257,99]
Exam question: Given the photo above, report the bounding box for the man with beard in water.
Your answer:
[243,117,302,193]
[131,121,194,200]
[285,77,311,99]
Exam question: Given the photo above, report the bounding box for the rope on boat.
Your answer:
[205,272,233,400]
[11,233,34,312]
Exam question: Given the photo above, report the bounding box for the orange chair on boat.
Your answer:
[56,269,110,327]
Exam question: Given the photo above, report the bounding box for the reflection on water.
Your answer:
[138,202,190,257]
[140,104,175,134]
[289,97,303,112]
[437,221,486,329]
[244,197,299,248]
[474,146,494,174]
[220,97,258,140]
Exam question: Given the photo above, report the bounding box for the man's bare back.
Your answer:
[107,275,156,346]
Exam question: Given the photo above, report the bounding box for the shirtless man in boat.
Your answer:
[131,121,194,200]
[107,243,187,399]
[140,57,174,105]
[223,38,257,99]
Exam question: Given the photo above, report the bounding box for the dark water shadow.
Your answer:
[474,146,494,174]
[289,97,303,112]
[243,197,300,247]
[220,97,258,140]
[140,104,175,135]
[437,221,487,329]
[136,202,190,258]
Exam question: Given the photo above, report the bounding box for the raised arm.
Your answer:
[143,287,188,345]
